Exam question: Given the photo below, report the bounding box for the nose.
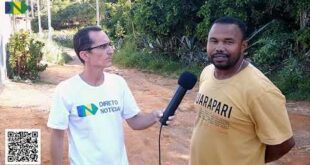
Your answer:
[215,43,224,53]
[107,45,114,55]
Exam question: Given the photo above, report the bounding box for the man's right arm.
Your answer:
[51,129,65,165]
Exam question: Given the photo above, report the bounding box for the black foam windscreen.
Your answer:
[178,71,197,90]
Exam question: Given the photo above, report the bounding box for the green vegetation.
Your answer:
[107,0,310,100]
[113,39,202,78]
[52,29,76,48]
[6,30,73,82]
[30,0,310,99]
[40,40,73,65]
[31,0,97,32]
[7,31,47,81]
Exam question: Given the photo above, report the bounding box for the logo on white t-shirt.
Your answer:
[77,103,98,117]
[76,100,121,117]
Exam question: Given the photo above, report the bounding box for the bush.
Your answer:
[102,1,132,40]
[113,39,202,77]
[52,29,76,48]
[31,2,96,32]
[271,57,310,100]
[297,27,310,50]
[129,0,205,63]
[7,31,47,81]
[41,40,72,65]
[31,15,48,33]
[52,2,96,30]
[57,52,73,65]
[246,21,310,99]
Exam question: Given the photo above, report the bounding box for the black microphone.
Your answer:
[160,71,197,125]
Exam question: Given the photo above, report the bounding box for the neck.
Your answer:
[214,59,246,80]
[80,67,105,86]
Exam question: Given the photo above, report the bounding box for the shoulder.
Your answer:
[201,64,213,75]
[104,72,128,86]
[105,72,126,82]
[55,75,81,93]
[245,64,277,88]
[57,75,79,87]
[242,64,284,98]
[200,64,214,82]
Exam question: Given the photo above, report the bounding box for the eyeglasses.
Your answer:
[84,42,113,51]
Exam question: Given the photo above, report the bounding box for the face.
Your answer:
[206,23,247,70]
[80,31,114,68]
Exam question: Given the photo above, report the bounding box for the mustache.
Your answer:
[211,53,229,58]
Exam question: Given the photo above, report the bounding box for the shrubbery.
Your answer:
[52,29,76,48]
[113,39,202,78]
[40,39,73,65]
[7,31,47,81]
[29,0,310,99]
[31,2,96,32]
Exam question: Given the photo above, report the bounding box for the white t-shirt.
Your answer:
[47,72,140,165]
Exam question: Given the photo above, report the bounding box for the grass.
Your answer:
[112,40,203,78]
[40,40,73,65]
[271,73,310,100]
[114,39,310,100]
[52,29,76,48]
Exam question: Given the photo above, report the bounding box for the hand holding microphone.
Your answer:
[160,71,197,126]
[151,110,174,125]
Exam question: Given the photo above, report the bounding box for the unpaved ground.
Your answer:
[0,54,309,165]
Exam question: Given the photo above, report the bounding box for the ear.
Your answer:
[241,40,248,54]
[79,51,89,62]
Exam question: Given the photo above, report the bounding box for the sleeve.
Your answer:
[249,87,293,145]
[47,84,70,130]
[199,66,210,83]
[119,77,140,119]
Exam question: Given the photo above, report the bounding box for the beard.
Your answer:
[208,53,241,70]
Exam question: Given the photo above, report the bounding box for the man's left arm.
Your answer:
[126,110,168,130]
[265,137,295,163]
[249,87,295,163]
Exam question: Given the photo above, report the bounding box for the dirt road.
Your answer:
[0,55,309,165]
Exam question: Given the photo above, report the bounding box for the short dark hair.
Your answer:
[212,16,247,40]
[73,26,102,64]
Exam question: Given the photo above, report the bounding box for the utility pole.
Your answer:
[31,0,34,18]
[37,0,42,35]
[47,0,52,41]
[96,0,99,26]
[26,0,31,30]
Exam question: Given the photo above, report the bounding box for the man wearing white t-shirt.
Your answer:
[47,26,171,165]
